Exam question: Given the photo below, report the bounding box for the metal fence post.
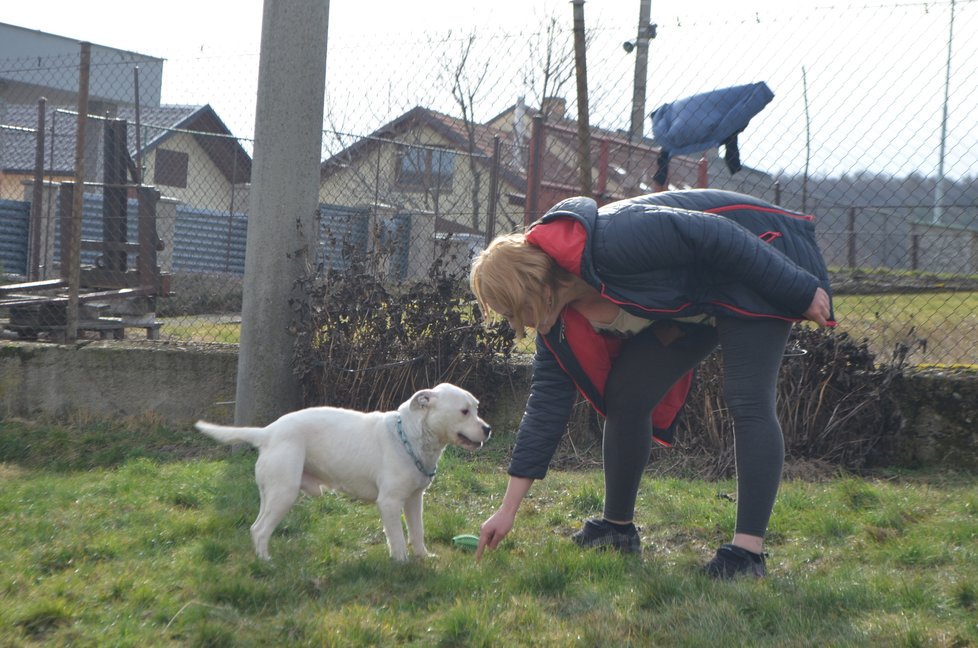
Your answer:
[847,207,857,269]
[572,0,593,198]
[30,98,46,281]
[486,135,501,244]
[697,156,709,188]
[524,115,545,227]
[66,41,91,343]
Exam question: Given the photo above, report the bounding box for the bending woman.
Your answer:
[469,189,834,578]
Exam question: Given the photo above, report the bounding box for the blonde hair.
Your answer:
[469,232,570,339]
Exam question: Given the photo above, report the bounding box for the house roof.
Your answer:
[0,103,76,173]
[320,100,712,208]
[488,99,711,199]
[320,105,526,191]
[0,103,251,184]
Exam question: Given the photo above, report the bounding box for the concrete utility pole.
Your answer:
[628,0,652,141]
[933,0,955,226]
[235,0,330,426]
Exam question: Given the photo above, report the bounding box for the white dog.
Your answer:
[195,383,490,562]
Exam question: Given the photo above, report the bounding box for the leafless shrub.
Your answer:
[561,327,909,478]
[680,327,909,477]
[291,254,516,417]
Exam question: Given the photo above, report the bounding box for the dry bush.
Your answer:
[560,327,909,478]
[291,251,910,479]
[291,253,516,416]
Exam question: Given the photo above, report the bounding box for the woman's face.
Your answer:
[491,287,559,336]
[532,297,561,335]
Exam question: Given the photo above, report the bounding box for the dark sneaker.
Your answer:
[571,518,641,554]
[704,543,767,579]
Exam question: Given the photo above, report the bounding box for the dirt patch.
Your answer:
[830,269,978,295]
[0,462,29,480]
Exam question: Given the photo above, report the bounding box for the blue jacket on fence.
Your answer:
[651,82,775,182]
[507,189,835,481]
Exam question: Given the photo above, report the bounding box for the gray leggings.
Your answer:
[602,316,792,537]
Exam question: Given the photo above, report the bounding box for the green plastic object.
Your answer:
[452,534,480,550]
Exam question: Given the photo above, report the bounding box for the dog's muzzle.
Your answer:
[458,423,491,450]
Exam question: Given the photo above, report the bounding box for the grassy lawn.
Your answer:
[159,316,242,345]
[1,419,976,646]
[832,292,978,366]
[155,291,978,367]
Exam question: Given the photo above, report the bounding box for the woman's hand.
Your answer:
[475,508,516,561]
[475,476,533,561]
[803,287,831,326]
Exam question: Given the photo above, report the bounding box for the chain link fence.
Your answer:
[1,2,977,365]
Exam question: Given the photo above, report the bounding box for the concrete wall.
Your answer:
[890,369,978,470]
[0,341,237,424]
[911,222,978,275]
[0,341,974,469]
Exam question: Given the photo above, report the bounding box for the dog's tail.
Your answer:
[194,420,269,448]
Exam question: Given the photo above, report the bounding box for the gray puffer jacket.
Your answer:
[507,189,835,480]
[550,189,833,323]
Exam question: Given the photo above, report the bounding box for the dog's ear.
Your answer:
[410,389,437,410]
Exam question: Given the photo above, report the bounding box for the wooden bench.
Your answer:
[5,304,162,341]
[77,318,163,340]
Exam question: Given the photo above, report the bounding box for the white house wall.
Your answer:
[142,131,235,214]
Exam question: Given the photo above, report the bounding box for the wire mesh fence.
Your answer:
[1,2,977,365]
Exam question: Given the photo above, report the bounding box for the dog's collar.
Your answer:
[394,414,436,479]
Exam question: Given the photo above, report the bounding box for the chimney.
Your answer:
[540,96,566,121]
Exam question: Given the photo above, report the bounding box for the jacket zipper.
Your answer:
[598,283,692,315]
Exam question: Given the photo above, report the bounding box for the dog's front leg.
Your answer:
[404,490,430,558]
[377,496,409,562]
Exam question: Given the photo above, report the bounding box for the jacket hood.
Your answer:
[543,196,598,220]
[529,196,600,284]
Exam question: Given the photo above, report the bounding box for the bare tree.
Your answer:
[439,31,491,232]
[436,20,581,234]
[321,101,467,220]
[322,18,586,238]
[521,17,577,122]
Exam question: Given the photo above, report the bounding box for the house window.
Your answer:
[395,145,455,191]
[154,148,189,188]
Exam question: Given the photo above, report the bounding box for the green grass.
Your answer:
[160,318,241,344]
[2,420,975,646]
[152,290,978,367]
[829,291,978,366]
[508,291,978,363]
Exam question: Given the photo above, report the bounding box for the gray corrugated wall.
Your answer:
[171,203,374,276]
[172,205,248,274]
[317,204,371,273]
[0,199,30,276]
[52,193,142,268]
[47,194,247,274]
[23,196,380,277]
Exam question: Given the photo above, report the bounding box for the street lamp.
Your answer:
[623,22,656,53]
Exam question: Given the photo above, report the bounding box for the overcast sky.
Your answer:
[3,1,974,180]
[3,0,831,59]
[6,0,584,58]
